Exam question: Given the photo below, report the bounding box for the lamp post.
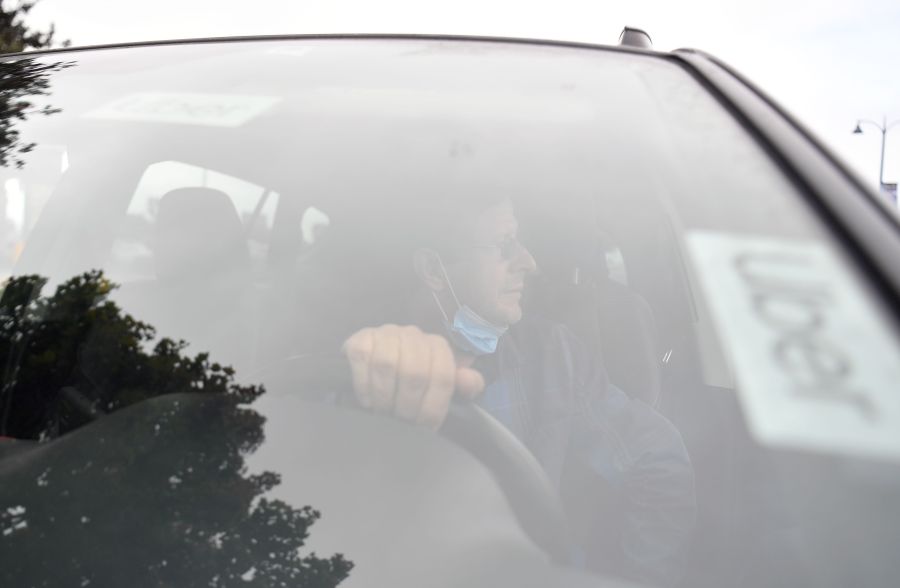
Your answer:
[853,116,900,200]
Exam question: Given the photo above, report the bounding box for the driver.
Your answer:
[341,195,695,586]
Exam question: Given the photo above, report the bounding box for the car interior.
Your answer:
[11,146,778,587]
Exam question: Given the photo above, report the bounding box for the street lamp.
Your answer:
[853,116,900,198]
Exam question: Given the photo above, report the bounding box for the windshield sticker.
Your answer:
[686,231,900,461]
[85,93,281,127]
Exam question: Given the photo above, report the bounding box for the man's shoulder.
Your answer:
[508,315,582,349]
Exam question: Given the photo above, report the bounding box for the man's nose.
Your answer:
[513,245,538,275]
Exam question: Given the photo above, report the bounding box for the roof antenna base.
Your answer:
[619,27,653,49]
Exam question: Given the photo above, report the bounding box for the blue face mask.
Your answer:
[432,256,508,356]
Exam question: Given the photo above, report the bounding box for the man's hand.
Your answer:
[342,325,485,430]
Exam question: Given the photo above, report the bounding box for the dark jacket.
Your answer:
[474,317,696,587]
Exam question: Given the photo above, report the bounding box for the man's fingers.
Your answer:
[394,327,430,421]
[417,334,457,430]
[456,367,485,400]
[344,325,484,430]
[368,325,401,412]
[342,328,375,408]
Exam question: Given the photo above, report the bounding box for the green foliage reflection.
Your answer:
[0,56,70,169]
[0,270,353,587]
[0,270,261,438]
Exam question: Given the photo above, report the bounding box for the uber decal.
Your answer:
[85,93,281,127]
[687,231,900,461]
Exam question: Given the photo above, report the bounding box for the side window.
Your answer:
[604,245,628,286]
[591,231,628,286]
[0,145,69,281]
[106,161,279,282]
[301,205,330,246]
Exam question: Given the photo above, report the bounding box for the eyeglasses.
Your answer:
[471,236,528,261]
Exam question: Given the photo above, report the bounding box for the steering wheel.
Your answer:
[252,353,576,565]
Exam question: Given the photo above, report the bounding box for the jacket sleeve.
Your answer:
[556,325,696,587]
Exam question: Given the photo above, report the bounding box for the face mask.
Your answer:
[432,256,508,356]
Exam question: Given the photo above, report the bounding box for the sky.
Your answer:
[24,0,900,200]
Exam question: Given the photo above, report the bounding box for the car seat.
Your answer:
[528,234,662,407]
[147,187,255,370]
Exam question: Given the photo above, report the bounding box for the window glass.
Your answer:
[106,160,278,282]
[0,40,898,588]
[0,144,67,280]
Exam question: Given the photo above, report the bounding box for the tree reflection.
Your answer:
[0,56,71,169]
[0,271,353,587]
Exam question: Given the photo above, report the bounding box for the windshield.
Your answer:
[1,38,899,588]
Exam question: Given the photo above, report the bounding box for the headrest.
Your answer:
[154,187,250,282]
[526,223,662,405]
[593,279,661,406]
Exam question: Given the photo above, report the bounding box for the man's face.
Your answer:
[444,199,537,327]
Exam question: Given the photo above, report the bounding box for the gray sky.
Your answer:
[27,0,900,197]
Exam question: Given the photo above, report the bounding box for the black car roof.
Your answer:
[0,32,668,60]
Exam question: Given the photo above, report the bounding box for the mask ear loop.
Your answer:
[436,253,463,308]
[431,291,452,324]
[431,252,463,324]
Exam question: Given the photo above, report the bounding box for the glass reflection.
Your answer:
[0,58,71,169]
[0,271,353,587]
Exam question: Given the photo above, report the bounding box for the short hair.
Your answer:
[402,193,509,259]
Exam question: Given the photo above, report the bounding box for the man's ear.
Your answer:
[412,248,445,291]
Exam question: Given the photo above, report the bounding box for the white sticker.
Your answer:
[85,93,281,127]
[686,231,900,461]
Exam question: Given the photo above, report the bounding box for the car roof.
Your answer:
[0,32,669,60]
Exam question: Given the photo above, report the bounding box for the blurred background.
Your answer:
[9,0,900,205]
